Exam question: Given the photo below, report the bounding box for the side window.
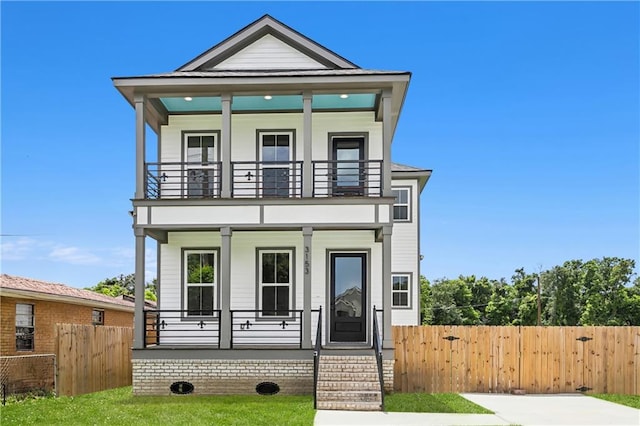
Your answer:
[16,303,35,351]
[185,250,217,316]
[392,274,411,308]
[260,132,293,198]
[92,309,105,325]
[392,188,410,221]
[258,249,293,316]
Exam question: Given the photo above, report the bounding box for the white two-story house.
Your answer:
[113,15,430,410]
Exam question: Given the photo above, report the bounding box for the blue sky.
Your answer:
[1,2,638,288]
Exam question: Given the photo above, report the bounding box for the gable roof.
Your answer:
[178,14,358,71]
[0,274,135,312]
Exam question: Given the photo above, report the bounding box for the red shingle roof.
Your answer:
[0,274,135,309]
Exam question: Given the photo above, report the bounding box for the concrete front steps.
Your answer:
[316,354,383,411]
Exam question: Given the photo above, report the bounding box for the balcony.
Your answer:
[144,160,383,199]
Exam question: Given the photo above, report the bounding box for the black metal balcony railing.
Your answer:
[312,160,383,197]
[145,162,222,199]
[231,161,303,198]
[144,160,383,199]
[144,309,222,348]
[230,310,304,348]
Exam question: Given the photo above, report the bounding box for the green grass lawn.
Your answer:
[0,387,315,426]
[385,392,493,414]
[591,394,640,409]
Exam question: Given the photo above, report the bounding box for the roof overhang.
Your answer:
[112,72,410,135]
[0,288,135,313]
[392,169,432,192]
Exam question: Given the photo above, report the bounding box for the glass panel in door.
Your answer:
[330,253,366,342]
[332,137,364,196]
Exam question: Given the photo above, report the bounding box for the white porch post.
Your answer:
[302,91,313,197]
[302,227,313,348]
[220,227,232,348]
[381,89,393,197]
[221,94,232,198]
[134,94,146,199]
[133,228,146,349]
[382,225,393,348]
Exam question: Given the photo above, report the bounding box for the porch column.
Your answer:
[302,91,313,197]
[221,94,232,198]
[302,227,313,348]
[381,89,393,197]
[220,227,232,348]
[134,94,146,199]
[133,228,146,349]
[382,225,393,348]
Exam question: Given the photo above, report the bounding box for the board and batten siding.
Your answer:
[391,179,421,325]
[213,34,326,70]
[160,111,383,164]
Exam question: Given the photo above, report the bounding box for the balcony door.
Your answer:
[330,253,367,342]
[260,132,293,197]
[184,133,218,197]
[331,136,365,196]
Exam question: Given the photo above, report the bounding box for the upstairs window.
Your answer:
[92,309,105,325]
[392,188,410,221]
[16,303,34,351]
[184,250,217,316]
[258,249,293,316]
[392,274,411,308]
[260,132,293,197]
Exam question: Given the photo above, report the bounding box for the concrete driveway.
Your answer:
[462,393,640,426]
[315,393,640,426]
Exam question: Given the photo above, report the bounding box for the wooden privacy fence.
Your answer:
[393,326,639,395]
[55,324,133,396]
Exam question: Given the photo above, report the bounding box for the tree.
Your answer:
[86,274,157,301]
[484,278,515,325]
[420,275,433,324]
[511,268,539,325]
[430,277,479,325]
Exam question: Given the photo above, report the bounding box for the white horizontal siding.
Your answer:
[213,34,326,70]
[391,179,421,325]
[151,206,260,225]
[263,204,376,225]
[159,112,382,164]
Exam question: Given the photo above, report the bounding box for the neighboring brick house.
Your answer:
[0,274,135,356]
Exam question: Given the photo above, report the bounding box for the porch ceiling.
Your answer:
[159,94,377,113]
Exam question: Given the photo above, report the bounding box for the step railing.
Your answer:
[313,306,323,409]
[372,306,385,410]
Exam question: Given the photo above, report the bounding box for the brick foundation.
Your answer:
[132,359,314,396]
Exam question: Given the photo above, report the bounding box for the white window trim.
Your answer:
[183,249,218,317]
[16,303,35,351]
[392,273,412,309]
[257,248,294,318]
[392,187,411,222]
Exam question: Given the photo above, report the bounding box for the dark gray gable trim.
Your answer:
[177,15,358,72]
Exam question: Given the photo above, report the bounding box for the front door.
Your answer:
[330,253,367,342]
[331,137,365,196]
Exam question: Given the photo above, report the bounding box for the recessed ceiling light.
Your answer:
[340,94,349,99]
[264,95,272,100]
[184,97,193,101]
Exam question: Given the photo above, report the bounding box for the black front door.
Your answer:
[330,253,367,342]
[331,137,365,196]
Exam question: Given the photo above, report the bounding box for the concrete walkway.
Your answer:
[314,394,640,426]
